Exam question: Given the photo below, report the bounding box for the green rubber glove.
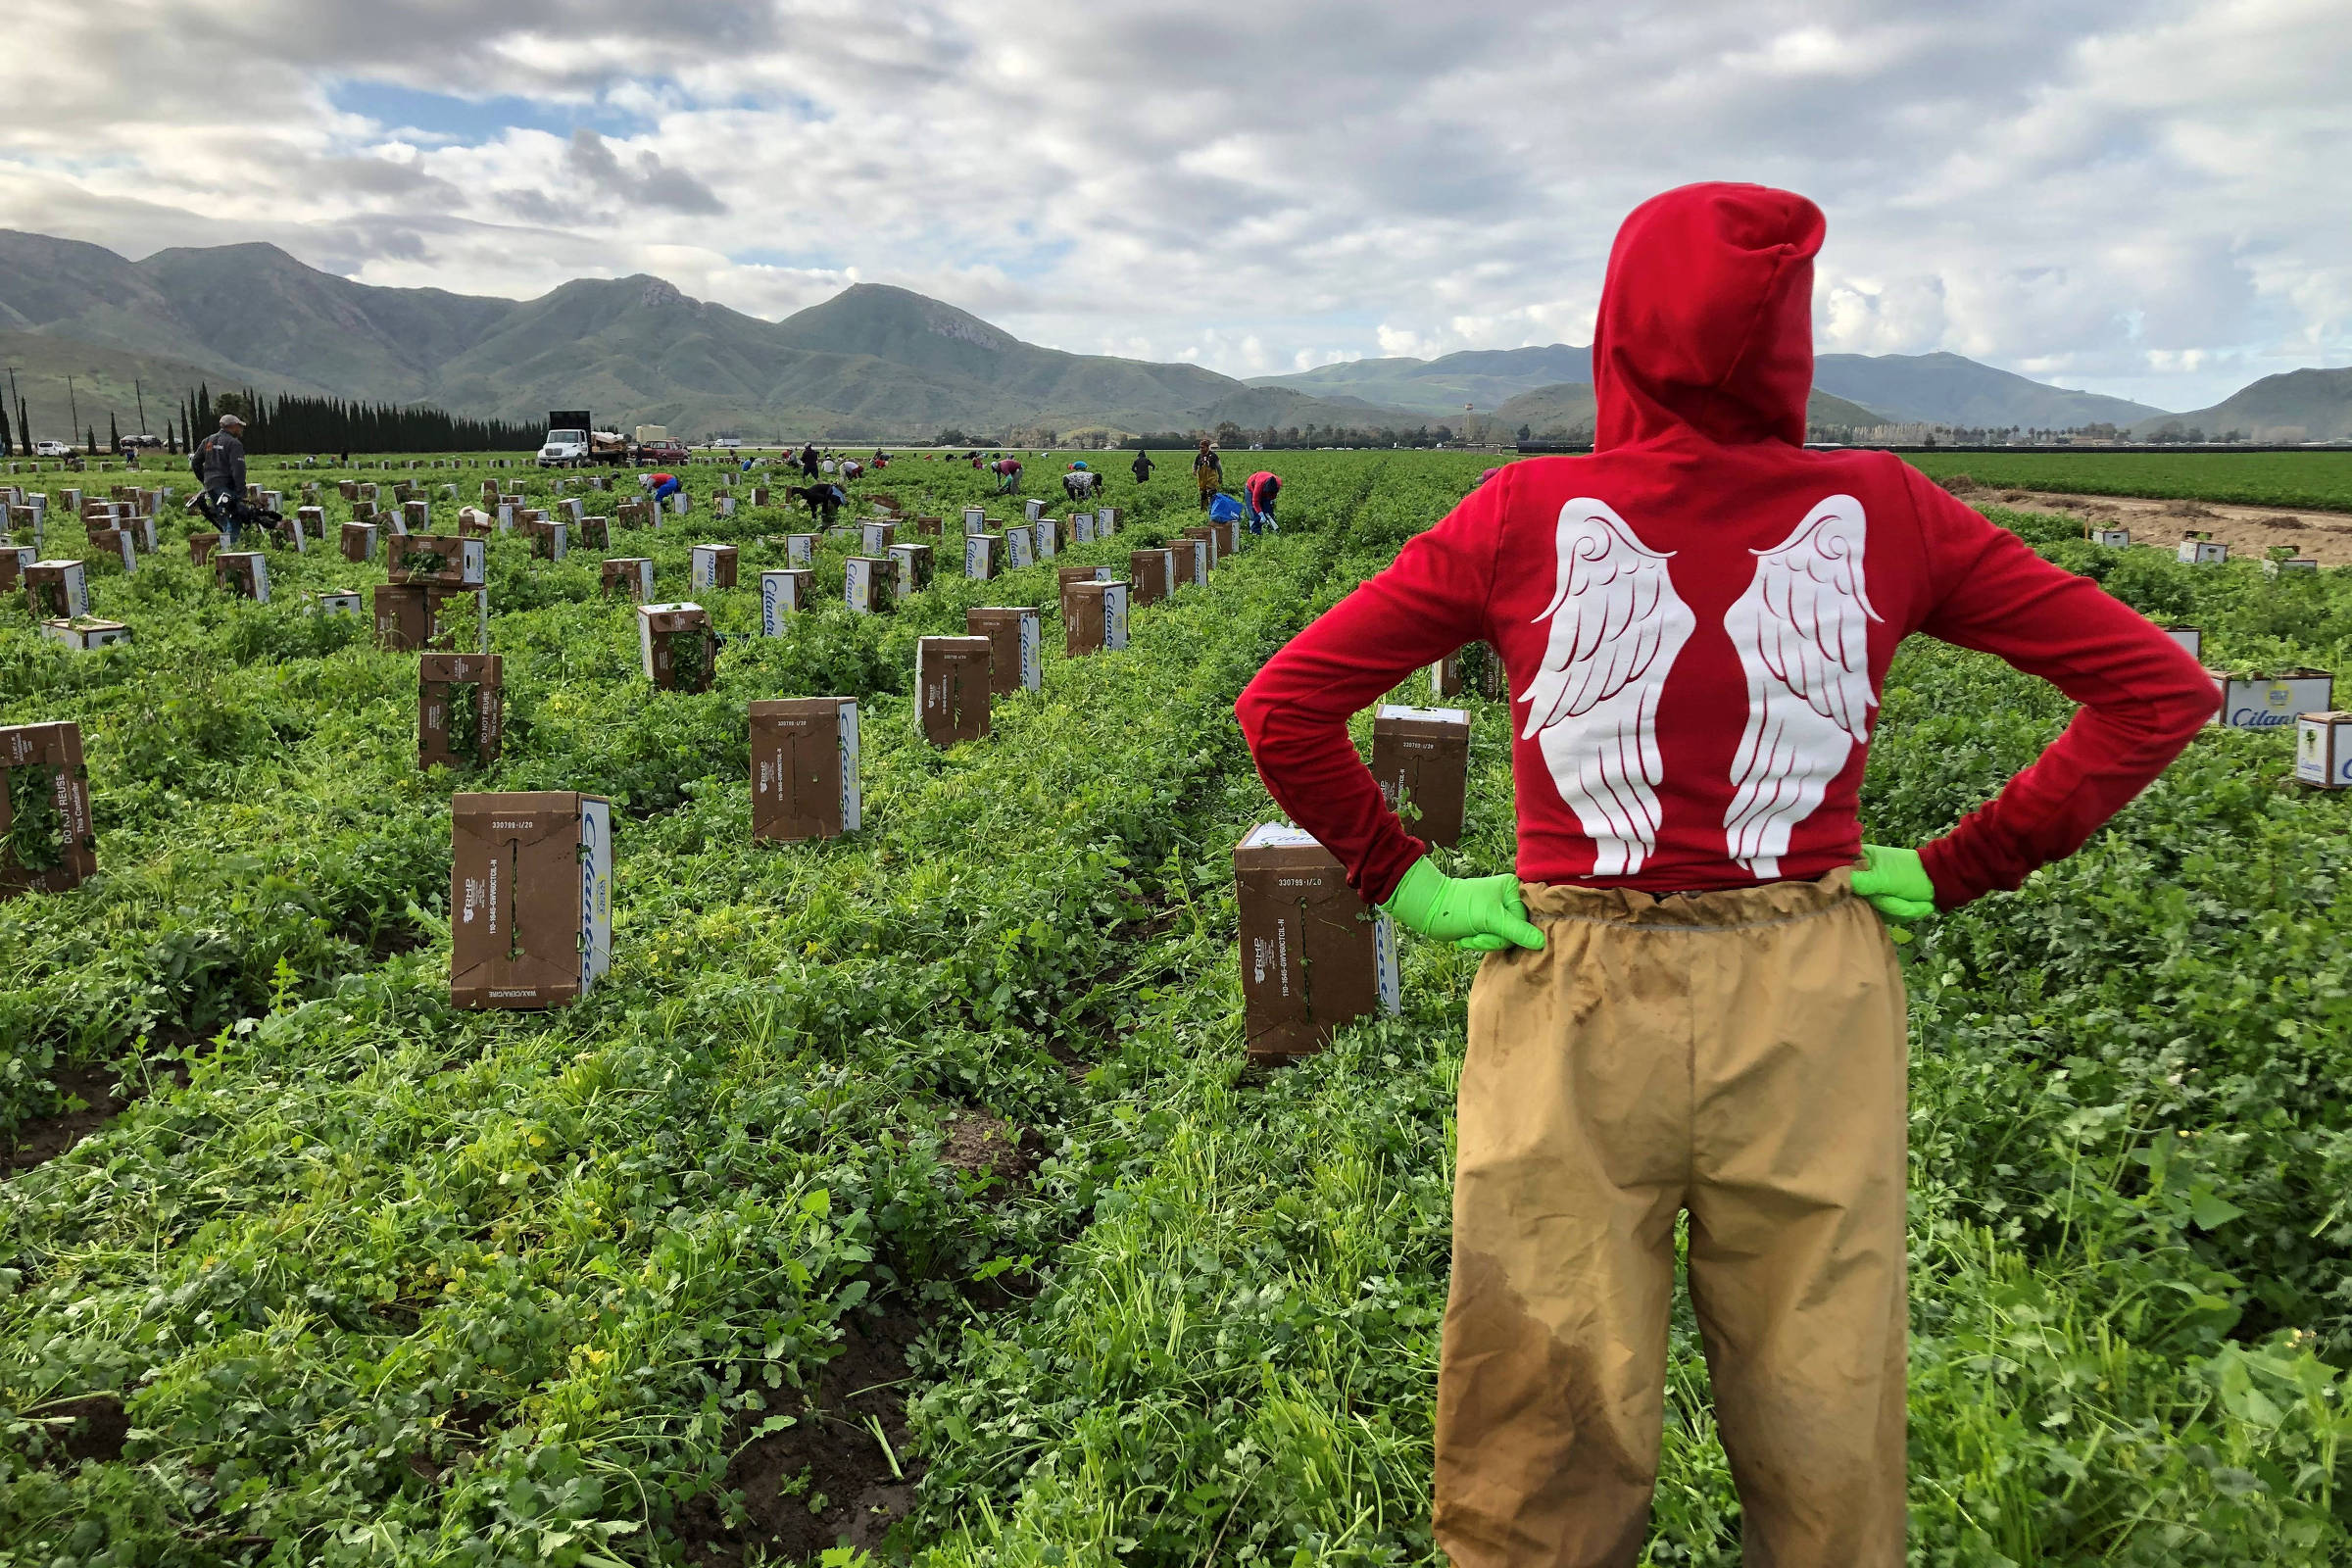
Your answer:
[1851,844,1939,922]
[1380,857,1546,952]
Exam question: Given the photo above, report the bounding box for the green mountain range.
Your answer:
[1255,343,2173,430]
[2132,368,2352,443]
[1490,382,1889,440]
[13,225,2344,448]
[0,230,1429,444]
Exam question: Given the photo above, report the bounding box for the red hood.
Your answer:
[1592,182,1825,451]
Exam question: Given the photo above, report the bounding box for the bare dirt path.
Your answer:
[1966,484,2352,565]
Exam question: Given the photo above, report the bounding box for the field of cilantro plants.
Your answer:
[2,450,2349,1567]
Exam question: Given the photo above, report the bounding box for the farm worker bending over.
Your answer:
[643,471,682,506]
[194,413,249,547]
[1131,449,1154,484]
[1243,469,1281,533]
[1193,438,1222,510]
[1234,182,2217,1568]
[993,456,1023,494]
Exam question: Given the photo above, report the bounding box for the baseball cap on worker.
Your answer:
[219,414,246,430]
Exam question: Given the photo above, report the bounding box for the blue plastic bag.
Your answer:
[1206,491,1246,524]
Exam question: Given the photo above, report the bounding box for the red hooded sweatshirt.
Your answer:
[1235,183,2218,909]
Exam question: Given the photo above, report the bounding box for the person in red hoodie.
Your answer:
[1234,183,2216,1568]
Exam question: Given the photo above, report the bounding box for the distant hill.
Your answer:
[1810,351,2165,429]
[2130,368,2352,443]
[1492,382,1887,440]
[1250,345,1593,416]
[1262,341,2177,432]
[0,230,1424,442]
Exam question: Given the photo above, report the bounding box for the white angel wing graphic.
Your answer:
[1722,495,1882,878]
[1520,499,1695,876]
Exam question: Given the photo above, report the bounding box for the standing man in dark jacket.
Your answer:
[196,414,249,546]
[1131,449,1154,485]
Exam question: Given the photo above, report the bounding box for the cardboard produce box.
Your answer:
[215,551,270,603]
[8,504,40,552]
[966,606,1041,694]
[338,479,360,501]
[890,542,934,597]
[341,521,379,564]
[1058,564,1114,590]
[0,543,31,590]
[0,721,97,900]
[691,543,739,589]
[1024,497,1046,522]
[760,568,811,633]
[1129,548,1173,606]
[965,533,1002,579]
[2177,532,2228,565]
[1232,823,1401,1061]
[457,507,495,538]
[307,590,364,617]
[87,527,136,574]
[1098,507,1120,535]
[1063,579,1130,656]
[390,534,487,588]
[860,520,896,555]
[750,698,862,841]
[2209,668,2333,730]
[1071,511,1096,544]
[577,514,612,551]
[2163,625,2202,661]
[602,558,655,601]
[916,635,993,744]
[373,584,487,653]
[2264,554,2320,577]
[1181,526,1220,570]
[714,496,737,518]
[188,531,220,565]
[419,653,504,769]
[39,617,131,651]
[1211,518,1241,557]
[522,518,568,561]
[24,560,88,620]
[638,603,716,692]
[914,514,943,537]
[1034,517,1059,560]
[783,532,816,567]
[1431,642,1508,702]
[844,555,894,613]
[449,792,612,1010]
[2091,526,2132,548]
[2296,711,2352,789]
[1371,705,1472,848]
[1004,524,1036,570]
[1169,537,1205,589]
[401,499,430,532]
[962,507,987,536]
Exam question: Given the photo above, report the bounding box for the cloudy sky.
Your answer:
[3,0,2346,411]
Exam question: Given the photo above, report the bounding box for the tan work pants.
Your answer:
[1434,870,1907,1568]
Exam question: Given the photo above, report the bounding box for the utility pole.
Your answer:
[135,377,149,436]
[66,375,79,444]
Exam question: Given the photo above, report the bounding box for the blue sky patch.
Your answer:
[329,80,652,144]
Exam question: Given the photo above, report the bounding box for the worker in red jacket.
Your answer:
[1235,182,2216,1568]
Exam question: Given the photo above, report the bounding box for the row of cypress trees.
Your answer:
[178,384,539,455]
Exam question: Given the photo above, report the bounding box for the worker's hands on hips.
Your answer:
[1381,857,1546,952]
[1851,844,1939,922]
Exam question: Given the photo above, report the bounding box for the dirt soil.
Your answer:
[1972,486,2352,565]
[673,1315,925,1565]
[3,1066,129,1177]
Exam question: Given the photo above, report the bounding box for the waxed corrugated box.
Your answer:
[1371,705,1472,848]
[916,635,993,745]
[1232,823,1400,1061]
[419,653,504,770]
[966,606,1041,694]
[449,792,612,1010]
[750,698,861,841]
[1062,579,1129,657]
[0,720,97,900]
